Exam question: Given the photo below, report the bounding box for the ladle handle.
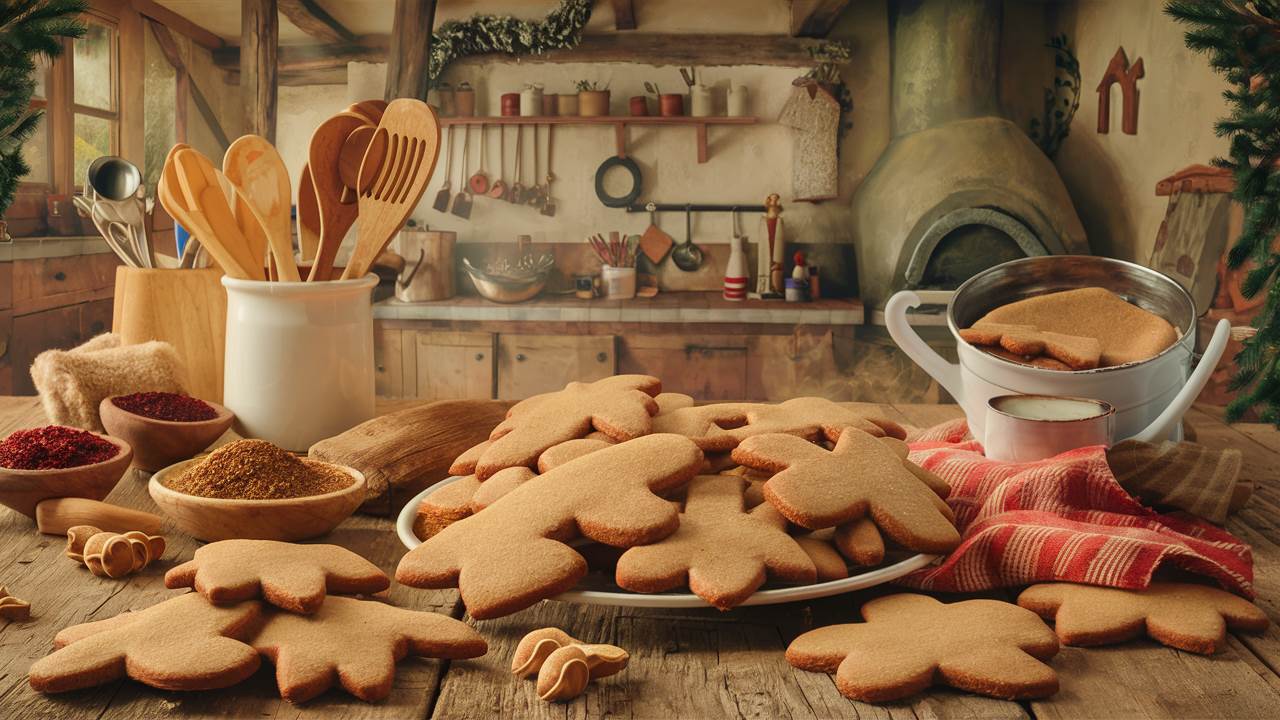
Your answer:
[1131,318,1231,443]
[885,290,965,404]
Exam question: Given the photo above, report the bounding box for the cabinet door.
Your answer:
[416,331,495,401]
[374,328,406,398]
[619,335,749,402]
[10,305,84,395]
[497,334,616,400]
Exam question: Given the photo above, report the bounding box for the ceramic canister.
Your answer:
[690,85,713,117]
[984,394,1114,462]
[727,84,749,117]
[500,93,520,117]
[520,85,543,117]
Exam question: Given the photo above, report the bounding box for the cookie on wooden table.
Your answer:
[786,594,1060,702]
[165,540,389,614]
[29,593,263,693]
[615,475,816,609]
[1017,581,1270,654]
[396,434,704,619]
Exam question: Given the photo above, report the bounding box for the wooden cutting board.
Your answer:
[639,221,674,264]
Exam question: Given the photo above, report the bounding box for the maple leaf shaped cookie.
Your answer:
[29,593,263,693]
[397,434,704,619]
[787,594,1060,702]
[253,596,486,703]
[1017,581,1270,654]
[166,540,390,614]
[653,397,905,451]
[733,430,960,553]
[474,375,662,479]
[616,475,816,609]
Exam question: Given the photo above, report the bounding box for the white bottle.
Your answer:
[724,231,748,301]
[727,84,749,117]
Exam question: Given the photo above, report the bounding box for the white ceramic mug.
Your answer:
[984,394,1114,462]
[222,274,377,451]
[601,265,637,299]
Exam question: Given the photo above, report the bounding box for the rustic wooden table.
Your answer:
[3,397,1280,719]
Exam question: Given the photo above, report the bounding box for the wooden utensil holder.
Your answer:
[111,267,227,402]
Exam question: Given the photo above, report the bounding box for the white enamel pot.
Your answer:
[886,255,1231,445]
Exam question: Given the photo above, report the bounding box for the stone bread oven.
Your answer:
[853,0,1088,309]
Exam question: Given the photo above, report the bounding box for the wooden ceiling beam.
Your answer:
[612,0,636,30]
[279,0,355,44]
[241,0,278,142]
[790,0,852,38]
[131,0,225,50]
[385,0,437,100]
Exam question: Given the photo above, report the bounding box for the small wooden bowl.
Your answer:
[148,459,365,542]
[0,433,133,519]
[100,396,236,473]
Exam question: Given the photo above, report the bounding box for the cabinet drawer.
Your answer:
[416,331,495,401]
[497,334,615,400]
[11,253,119,315]
[619,335,749,402]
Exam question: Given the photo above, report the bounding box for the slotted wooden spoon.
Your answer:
[341,99,441,280]
[224,135,301,281]
[307,113,366,281]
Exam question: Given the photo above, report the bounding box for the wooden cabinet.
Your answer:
[11,254,119,315]
[619,335,750,401]
[497,334,616,400]
[416,331,495,401]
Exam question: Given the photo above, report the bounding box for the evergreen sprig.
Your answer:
[428,0,592,88]
[0,0,86,218]
[1167,0,1280,423]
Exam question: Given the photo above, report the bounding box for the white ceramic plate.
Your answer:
[395,476,939,609]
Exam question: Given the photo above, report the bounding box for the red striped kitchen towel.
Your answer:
[897,418,1255,598]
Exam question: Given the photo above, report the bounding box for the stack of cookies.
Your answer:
[399,375,963,615]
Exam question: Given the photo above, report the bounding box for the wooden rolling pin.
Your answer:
[36,498,163,536]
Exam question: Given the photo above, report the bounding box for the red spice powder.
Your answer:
[0,426,119,470]
[113,392,217,422]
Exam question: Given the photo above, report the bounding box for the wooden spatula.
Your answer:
[639,209,675,264]
[341,99,442,280]
[297,164,321,262]
[158,148,253,279]
[172,148,266,280]
[224,135,301,281]
[307,113,366,281]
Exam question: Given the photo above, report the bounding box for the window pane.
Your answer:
[143,26,176,195]
[32,57,49,99]
[74,22,114,111]
[74,113,113,187]
[20,111,51,185]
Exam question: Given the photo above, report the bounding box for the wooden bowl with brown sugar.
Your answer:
[0,433,133,519]
[148,457,365,542]
[100,396,236,473]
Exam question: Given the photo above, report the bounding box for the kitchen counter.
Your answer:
[0,236,113,261]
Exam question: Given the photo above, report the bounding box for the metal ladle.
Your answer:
[86,156,152,267]
[671,204,703,271]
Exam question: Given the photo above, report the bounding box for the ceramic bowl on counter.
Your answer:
[99,396,236,473]
[148,458,366,542]
[0,434,133,518]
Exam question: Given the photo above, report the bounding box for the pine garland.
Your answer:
[0,0,86,217]
[428,0,592,85]
[1168,1,1280,423]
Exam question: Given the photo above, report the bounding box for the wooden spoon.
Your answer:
[224,135,301,281]
[297,164,321,262]
[172,148,266,280]
[341,99,441,280]
[348,99,387,125]
[339,125,380,195]
[307,113,366,281]
[158,146,250,278]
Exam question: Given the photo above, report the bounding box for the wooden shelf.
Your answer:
[438,116,759,164]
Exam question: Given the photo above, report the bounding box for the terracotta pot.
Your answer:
[542,93,558,116]
[629,96,649,116]
[579,90,611,117]
[556,93,579,116]
[437,85,456,117]
[454,85,475,117]
[659,93,684,117]
[500,93,520,117]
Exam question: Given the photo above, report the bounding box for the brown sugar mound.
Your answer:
[167,439,353,500]
[975,287,1179,367]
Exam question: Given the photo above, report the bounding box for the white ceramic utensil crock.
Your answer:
[984,395,1114,462]
[886,255,1231,445]
[222,274,377,451]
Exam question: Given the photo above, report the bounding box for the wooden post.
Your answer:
[385,0,437,101]
[241,0,278,142]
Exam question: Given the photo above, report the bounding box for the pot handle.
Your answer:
[1132,318,1231,443]
[885,290,964,404]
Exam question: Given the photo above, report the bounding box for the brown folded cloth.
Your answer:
[1107,439,1251,524]
[30,333,188,432]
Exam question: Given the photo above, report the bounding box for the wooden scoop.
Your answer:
[172,148,266,280]
[341,99,441,280]
[158,147,255,279]
[307,113,366,281]
[224,135,301,281]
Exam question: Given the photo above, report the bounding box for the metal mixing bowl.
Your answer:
[462,257,552,304]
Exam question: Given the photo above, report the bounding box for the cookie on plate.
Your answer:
[653,397,904,452]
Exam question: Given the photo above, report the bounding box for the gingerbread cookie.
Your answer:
[653,397,904,451]
[414,476,481,540]
[786,594,1059,702]
[253,595,486,703]
[448,440,490,476]
[166,540,389,614]
[833,518,885,566]
[475,375,661,479]
[795,536,849,581]
[536,438,614,473]
[655,392,696,414]
[984,346,1074,371]
[29,593,263,693]
[615,475,816,609]
[733,431,960,553]
[976,287,1178,366]
[397,434,704,618]
[470,467,537,511]
[1017,582,1270,654]
[959,322,1101,370]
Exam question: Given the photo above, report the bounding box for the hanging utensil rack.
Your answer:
[625,201,767,214]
